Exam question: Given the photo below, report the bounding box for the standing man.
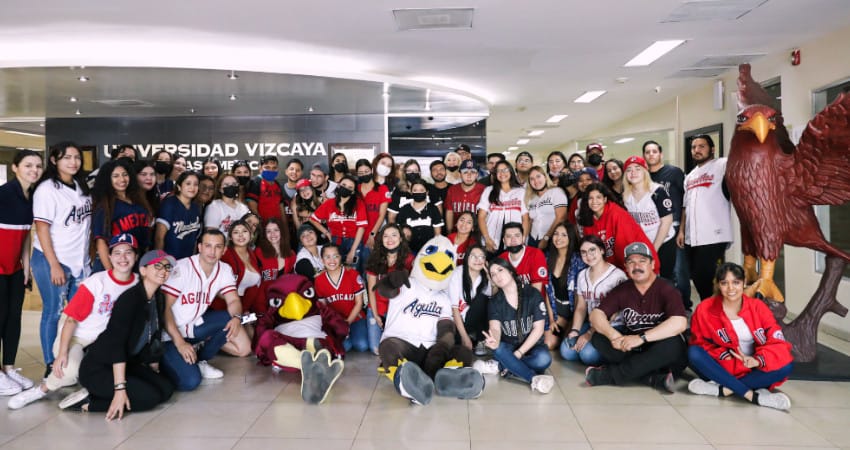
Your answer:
[643,140,690,308]
[479,153,505,187]
[676,135,732,302]
[585,143,606,181]
[455,144,473,161]
[585,242,688,392]
[514,151,534,187]
[444,160,486,232]
[246,156,287,222]
[428,160,450,214]
[309,164,337,201]
[160,230,251,391]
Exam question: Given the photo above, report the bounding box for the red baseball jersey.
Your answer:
[314,268,366,319]
[499,246,548,297]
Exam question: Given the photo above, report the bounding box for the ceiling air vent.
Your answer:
[393,8,474,31]
[90,99,155,107]
[670,68,730,78]
[662,0,768,22]
[691,54,765,68]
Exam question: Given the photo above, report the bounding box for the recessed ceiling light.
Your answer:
[189,108,196,113]
[78,76,90,82]
[527,130,545,137]
[74,109,81,115]
[508,146,519,151]
[227,71,239,80]
[307,106,314,112]
[614,137,635,144]
[229,94,237,101]
[39,123,45,127]
[545,114,568,123]
[624,40,686,67]
[574,90,607,103]
[516,139,530,145]
[69,96,78,103]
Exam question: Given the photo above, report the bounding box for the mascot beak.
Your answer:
[738,111,775,144]
[419,251,454,282]
[278,292,312,321]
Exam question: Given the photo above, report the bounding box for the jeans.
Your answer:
[343,317,369,353]
[160,310,231,391]
[337,237,363,274]
[31,248,86,366]
[559,322,602,365]
[674,245,692,309]
[687,346,793,397]
[366,309,383,354]
[492,341,552,383]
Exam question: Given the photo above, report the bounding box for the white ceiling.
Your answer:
[1,0,850,154]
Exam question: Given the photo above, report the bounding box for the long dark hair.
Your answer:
[132,159,160,214]
[547,221,581,294]
[453,210,481,244]
[488,160,522,205]
[12,149,41,194]
[171,171,200,199]
[372,152,397,188]
[577,182,622,227]
[37,141,90,195]
[462,244,489,307]
[714,262,745,296]
[365,223,412,274]
[256,217,294,259]
[226,219,252,249]
[334,175,358,217]
[92,159,152,235]
[329,153,350,180]
[294,184,321,214]
[489,256,524,289]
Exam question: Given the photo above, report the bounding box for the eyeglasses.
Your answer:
[468,254,487,261]
[153,263,173,272]
[199,185,215,193]
[516,158,532,164]
[496,168,511,174]
[580,248,599,256]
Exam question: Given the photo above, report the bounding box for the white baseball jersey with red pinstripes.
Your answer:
[162,255,237,339]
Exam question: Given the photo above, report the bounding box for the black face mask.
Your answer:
[506,244,524,254]
[357,174,372,184]
[588,154,604,166]
[154,161,173,175]
[222,185,240,199]
[405,172,420,183]
[446,165,459,173]
[236,175,251,186]
[333,163,348,173]
[336,186,353,198]
[412,192,427,202]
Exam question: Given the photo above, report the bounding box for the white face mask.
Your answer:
[376,164,392,177]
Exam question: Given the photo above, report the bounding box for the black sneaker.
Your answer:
[43,363,53,379]
[644,370,675,394]
[585,366,613,386]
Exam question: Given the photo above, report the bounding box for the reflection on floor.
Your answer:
[2,311,850,450]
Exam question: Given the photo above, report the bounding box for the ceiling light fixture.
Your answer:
[227,71,239,80]
[74,109,81,115]
[189,108,196,113]
[78,75,89,82]
[69,96,78,103]
[39,123,45,127]
[624,40,686,67]
[574,90,607,103]
[229,94,237,101]
[545,114,568,123]
[527,130,545,137]
[516,139,530,145]
[307,106,314,112]
[614,137,635,144]
[508,146,519,151]
[5,130,44,138]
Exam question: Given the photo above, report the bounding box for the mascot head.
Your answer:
[266,274,317,321]
[411,235,457,291]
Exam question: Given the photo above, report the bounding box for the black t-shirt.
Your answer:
[428,183,449,207]
[488,284,546,347]
[649,165,685,225]
[596,277,686,334]
[396,203,444,253]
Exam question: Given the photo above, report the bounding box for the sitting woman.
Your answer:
[476,258,554,394]
[69,250,177,418]
[364,224,413,354]
[218,220,263,317]
[449,244,491,355]
[447,210,479,266]
[687,262,793,410]
[314,245,369,353]
[254,217,296,281]
[560,235,627,365]
[294,223,324,279]
[545,222,586,347]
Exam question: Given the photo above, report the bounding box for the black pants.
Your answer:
[686,243,727,301]
[79,359,174,413]
[380,321,472,378]
[657,239,677,284]
[462,295,489,343]
[0,270,25,366]
[591,333,687,385]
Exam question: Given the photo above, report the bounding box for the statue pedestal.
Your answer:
[788,344,850,381]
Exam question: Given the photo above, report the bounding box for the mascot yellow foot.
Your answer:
[273,344,303,370]
[300,349,344,404]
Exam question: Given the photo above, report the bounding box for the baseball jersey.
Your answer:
[597,277,686,334]
[488,284,546,347]
[388,188,442,215]
[447,267,491,321]
[204,199,250,234]
[381,278,453,348]
[314,268,365,319]
[444,182,485,222]
[92,200,151,252]
[64,270,139,342]
[498,246,549,296]
[576,264,627,313]
[477,186,527,244]
[359,183,391,233]
[396,203,444,253]
[33,179,92,277]
[161,255,237,338]
[527,187,568,240]
[311,198,368,240]
[649,164,685,226]
[0,179,32,274]
[623,184,674,244]
[156,195,202,260]
[447,233,472,266]
[683,157,733,246]
[245,177,285,221]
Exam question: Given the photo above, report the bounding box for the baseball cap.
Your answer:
[624,242,653,260]
[297,223,318,239]
[455,144,471,153]
[109,233,138,250]
[586,143,604,154]
[623,155,648,172]
[459,159,477,172]
[139,249,177,268]
[296,179,311,190]
[577,167,599,181]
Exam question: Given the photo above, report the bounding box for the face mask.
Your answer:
[506,244,524,254]
[588,154,604,166]
[412,192,427,202]
[333,163,348,173]
[446,165,459,173]
[405,172,420,183]
[357,174,373,184]
[376,165,392,177]
[261,170,278,181]
[336,186,353,198]
[154,161,173,175]
[222,185,240,199]
[236,175,251,186]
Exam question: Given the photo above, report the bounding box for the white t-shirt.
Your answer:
[204,199,250,234]
[576,264,627,313]
[161,255,237,338]
[447,266,491,321]
[381,278,453,348]
[296,246,324,273]
[63,271,139,342]
[683,158,733,246]
[527,188,568,241]
[477,186,527,244]
[32,179,92,276]
[624,184,675,244]
[731,317,755,356]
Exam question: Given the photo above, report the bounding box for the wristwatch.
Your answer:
[639,333,648,343]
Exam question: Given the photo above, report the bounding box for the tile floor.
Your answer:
[3,311,850,450]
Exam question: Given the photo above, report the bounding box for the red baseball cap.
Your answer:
[586,143,604,154]
[623,155,648,171]
[296,179,311,190]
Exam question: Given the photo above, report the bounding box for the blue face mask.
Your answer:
[261,170,278,181]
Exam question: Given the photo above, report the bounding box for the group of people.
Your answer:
[0,136,794,417]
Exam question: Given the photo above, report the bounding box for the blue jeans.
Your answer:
[492,341,552,383]
[337,237,363,274]
[559,322,603,365]
[366,309,383,354]
[161,310,231,391]
[31,248,86,366]
[687,346,793,398]
[343,317,369,353]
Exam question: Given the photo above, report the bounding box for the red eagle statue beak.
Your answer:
[738,111,776,144]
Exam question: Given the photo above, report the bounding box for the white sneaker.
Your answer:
[8,386,47,410]
[472,359,500,375]
[0,372,22,396]
[688,378,721,397]
[474,342,489,357]
[755,388,791,411]
[531,375,554,394]
[58,388,89,410]
[5,369,34,390]
[197,361,224,379]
